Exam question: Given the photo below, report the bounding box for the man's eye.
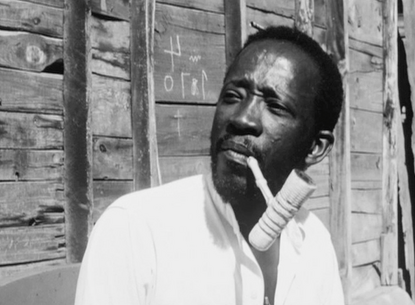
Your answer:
[222,92,241,103]
[267,99,290,115]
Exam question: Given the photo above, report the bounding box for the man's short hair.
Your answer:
[226,26,343,132]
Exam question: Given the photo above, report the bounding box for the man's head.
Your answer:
[210,26,343,206]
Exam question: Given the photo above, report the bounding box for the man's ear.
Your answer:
[304,130,334,167]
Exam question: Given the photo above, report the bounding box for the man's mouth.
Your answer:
[220,140,254,164]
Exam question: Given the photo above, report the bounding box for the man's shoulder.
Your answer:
[108,174,206,213]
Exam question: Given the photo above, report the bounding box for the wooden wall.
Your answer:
[0,0,65,278]
[0,1,410,304]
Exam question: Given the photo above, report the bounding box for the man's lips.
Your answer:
[219,140,254,164]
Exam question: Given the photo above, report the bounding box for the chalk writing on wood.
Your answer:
[160,35,210,102]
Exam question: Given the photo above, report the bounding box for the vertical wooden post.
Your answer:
[294,0,314,37]
[381,0,399,286]
[63,0,93,263]
[130,0,160,190]
[400,1,415,297]
[401,0,415,162]
[326,0,352,302]
[224,0,246,67]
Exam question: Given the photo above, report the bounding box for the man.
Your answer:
[75,26,344,305]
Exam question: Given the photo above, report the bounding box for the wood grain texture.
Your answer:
[351,188,382,214]
[131,0,160,189]
[397,106,415,297]
[348,0,383,46]
[350,109,383,153]
[352,239,381,267]
[349,71,383,113]
[351,153,382,182]
[351,264,381,300]
[91,17,130,53]
[63,0,92,263]
[91,74,131,137]
[0,0,63,37]
[246,0,294,18]
[246,7,293,37]
[0,181,64,227]
[156,104,214,156]
[0,112,63,149]
[90,0,130,20]
[0,68,62,114]
[381,0,398,286]
[158,0,223,13]
[0,258,66,281]
[0,31,62,72]
[0,224,65,265]
[159,155,210,184]
[352,213,383,244]
[0,150,63,181]
[402,0,415,170]
[93,137,132,180]
[224,0,246,66]
[154,3,225,104]
[20,0,64,8]
[326,0,351,300]
[294,0,314,36]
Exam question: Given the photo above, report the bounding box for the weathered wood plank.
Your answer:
[0,68,62,114]
[91,17,129,53]
[352,239,381,267]
[381,0,398,286]
[0,258,65,280]
[0,112,63,149]
[159,155,210,184]
[326,0,351,301]
[351,153,382,182]
[93,137,132,180]
[349,48,383,73]
[306,157,329,198]
[351,264,381,300]
[0,224,65,265]
[0,0,63,38]
[158,0,223,13]
[294,0,314,37]
[352,213,383,244]
[90,16,130,79]
[348,0,383,47]
[90,0,130,20]
[156,104,214,156]
[154,3,225,104]
[91,49,130,80]
[19,0,64,8]
[0,31,62,72]
[313,0,325,28]
[402,1,415,185]
[349,71,383,113]
[246,7,293,37]
[350,109,383,153]
[63,0,92,263]
[91,75,131,137]
[351,188,382,215]
[397,104,415,297]
[224,0,246,66]
[246,0,294,18]
[0,181,64,227]
[93,181,133,224]
[131,0,160,189]
[0,150,63,181]
[304,196,330,211]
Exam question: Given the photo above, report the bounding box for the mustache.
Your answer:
[214,134,263,163]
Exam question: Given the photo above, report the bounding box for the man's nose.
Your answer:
[228,96,263,136]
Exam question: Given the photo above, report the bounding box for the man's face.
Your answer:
[210,39,321,205]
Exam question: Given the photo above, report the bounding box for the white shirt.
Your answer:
[75,174,344,305]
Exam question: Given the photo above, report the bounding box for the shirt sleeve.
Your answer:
[74,206,156,305]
